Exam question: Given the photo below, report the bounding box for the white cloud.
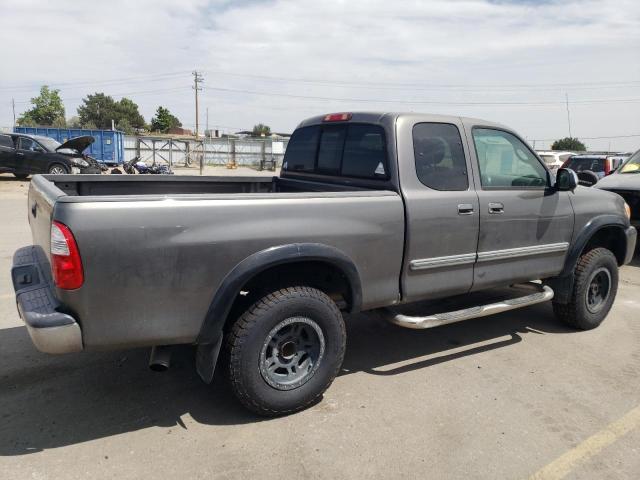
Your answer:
[1,0,639,150]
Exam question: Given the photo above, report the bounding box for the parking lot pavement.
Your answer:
[0,173,639,480]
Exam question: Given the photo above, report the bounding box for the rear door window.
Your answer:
[413,123,468,190]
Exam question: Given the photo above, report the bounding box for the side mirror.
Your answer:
[33,146,45,153]
[555,167,578,191]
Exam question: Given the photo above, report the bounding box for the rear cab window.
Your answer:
[283,123,388,180]
[564,157,605,173]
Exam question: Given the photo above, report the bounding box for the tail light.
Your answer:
[51,221,84,289]
[604,158,611,175]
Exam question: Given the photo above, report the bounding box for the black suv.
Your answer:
[0,133,102,178]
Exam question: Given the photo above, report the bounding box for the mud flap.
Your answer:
[195,335,223,384]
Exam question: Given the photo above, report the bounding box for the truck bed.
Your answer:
[27,174,405,350]
[46,174,371,198]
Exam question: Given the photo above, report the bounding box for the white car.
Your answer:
[536,150,574,170]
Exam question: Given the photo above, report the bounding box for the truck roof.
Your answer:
[296,111,509,130]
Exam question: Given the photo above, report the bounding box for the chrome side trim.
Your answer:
[410,253,477,271]
[383,283,554,330]
[477,242,569,263]
[410,242,569,271]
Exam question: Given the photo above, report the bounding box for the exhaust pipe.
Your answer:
[149,345,172,372]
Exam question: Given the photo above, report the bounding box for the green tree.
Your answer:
[551,137,586,151]
[18,86,66,126]
[252,123,271,137]
[77,93,146,130]
[67,116,82,128]
[116,98,146,129]
[150,106,182,133]
[116,118,134,135]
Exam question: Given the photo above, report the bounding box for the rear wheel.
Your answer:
[48,164,68,175]
[12,173,29,179]
[226,286,346,416]
[552,247,618,330]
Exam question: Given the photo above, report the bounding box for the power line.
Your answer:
[530,134,640,142]
[203,85,640,106]
[204,69,640,91]
[12,86,191,105]
[0,71,191,92]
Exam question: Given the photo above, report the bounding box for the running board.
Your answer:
[383,283,554,330]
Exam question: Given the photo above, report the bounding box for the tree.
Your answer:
[18,86,65,126]
[67,116,82,128]
[150,106,182,133]
[551,137,586,151]
[77,93,146,130]
[116,98,146,129]
[252,123,271,137]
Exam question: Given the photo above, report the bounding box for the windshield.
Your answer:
[37,137,62,152]
[619,150,640,173]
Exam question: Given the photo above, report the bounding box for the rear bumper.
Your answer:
[623,226,637,265]
[11,246,83,354]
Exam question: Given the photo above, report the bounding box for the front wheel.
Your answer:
[13,173,29,179]
[226,286,346,416]
[552,247,619,330]
[48,164,68,175]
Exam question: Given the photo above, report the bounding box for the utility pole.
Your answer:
[565,93,572,138]
[12,98,16,128]
[193,71,204,138]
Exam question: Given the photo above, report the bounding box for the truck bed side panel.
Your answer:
[53,193,404,349]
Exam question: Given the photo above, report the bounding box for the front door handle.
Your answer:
[488,202,504,214]
[16,152,24,156]
[458,203,474,215]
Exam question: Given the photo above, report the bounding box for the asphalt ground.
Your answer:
[0,173,638,479]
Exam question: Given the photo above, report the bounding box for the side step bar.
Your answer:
[383,283,554,330]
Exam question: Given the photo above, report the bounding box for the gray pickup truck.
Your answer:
[12,112,637,415]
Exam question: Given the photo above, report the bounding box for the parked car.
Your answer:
[594,149,640,229]
[537,150,574,170]
[561,153,627,181]
[11,112,636,416]
[0,133,102,178]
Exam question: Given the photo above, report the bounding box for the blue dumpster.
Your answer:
[13,127,125,164]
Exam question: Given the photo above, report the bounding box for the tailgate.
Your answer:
[28,175,67,261]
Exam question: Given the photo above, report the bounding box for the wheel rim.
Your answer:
[259,317,325,391]
[49,166,66,175]
[585,267,612,313]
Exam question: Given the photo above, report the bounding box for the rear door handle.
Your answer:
[488,202,504,214]
[16,152,24,156]
[458,203,474,215]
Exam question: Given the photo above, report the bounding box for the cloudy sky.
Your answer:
[1,0,639,150]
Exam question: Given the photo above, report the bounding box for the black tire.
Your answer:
[48,164,68,175]
[226,286,346,416]
[12,173,29,179]
[552,247,618,330]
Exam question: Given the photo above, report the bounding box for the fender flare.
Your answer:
[560,214,628,277]
[548,214,629,303]
[196,243,362,345]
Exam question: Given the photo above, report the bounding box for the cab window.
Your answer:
[473,128,548,189]
[413,123,468,191]
[18,137,36,151]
